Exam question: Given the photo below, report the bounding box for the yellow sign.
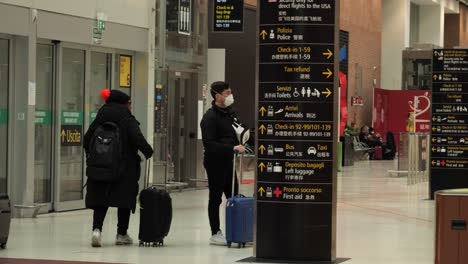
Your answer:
[259,145,266,155]
[120,55,132,88]
[61,125,82,146]
[322,49,333,59]
[258,162,266,173]
[322,68,333,78]
[322,88,332,98]
[260,30,267,40]
[259,106,266,117]
[258,187,265,197]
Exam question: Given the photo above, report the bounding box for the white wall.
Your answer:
[419,4,444,46]
[0,0,150,28]
[381,0,411,90]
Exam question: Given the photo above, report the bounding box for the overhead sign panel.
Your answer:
[213,0,244,32]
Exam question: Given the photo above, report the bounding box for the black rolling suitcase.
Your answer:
[138,159,172,247]
[0,194,11,249]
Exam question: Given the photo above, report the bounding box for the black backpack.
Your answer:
[86,121,125,183]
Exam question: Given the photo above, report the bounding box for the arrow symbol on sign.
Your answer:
[432,147,437,152]
[434,50,439,56]
[258,162,266,173]
[433,74,438,80]
[322,49,333,59]
[259,145,266,155]
[432,137,437,143]
[259,106,267,117]
[322,88,332,98]
[260,30,268,40]
[61,129,66,142]
[322,68,333,79]
[432,127,437,132]
[259,124,266,135]
[432,160,436,166]
[258,187,265,197]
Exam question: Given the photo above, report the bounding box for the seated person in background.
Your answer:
[369,127,382,142]
[359,126,382,147]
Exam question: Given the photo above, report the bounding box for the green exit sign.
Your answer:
[98,20,106,31]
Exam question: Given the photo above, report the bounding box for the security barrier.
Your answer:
[407,133,430,185]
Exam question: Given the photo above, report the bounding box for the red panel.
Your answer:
[373,88,432,136]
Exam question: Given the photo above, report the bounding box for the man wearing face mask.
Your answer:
[200,81,246,246]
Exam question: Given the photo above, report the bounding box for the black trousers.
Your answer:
[93,207,131,235]
[204,158,239,235]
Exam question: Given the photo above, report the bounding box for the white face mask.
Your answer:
[224,94,234,107]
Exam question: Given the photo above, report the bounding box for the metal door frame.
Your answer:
[53,42,88,211]
[53,42,135,211]
[35,40,57,213]
[166,69,198,186]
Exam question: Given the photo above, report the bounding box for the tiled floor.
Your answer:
[0,160,435,264]
[0,258,124,264]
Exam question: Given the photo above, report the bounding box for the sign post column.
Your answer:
[254,0,341,262]
[430,49,468,197]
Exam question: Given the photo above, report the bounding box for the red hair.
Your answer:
[100,89,110,101]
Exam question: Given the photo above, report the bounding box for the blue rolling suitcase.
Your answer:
[226,153,254,248]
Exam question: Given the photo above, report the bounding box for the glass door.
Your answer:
[90,52,111,122]
[35,44,54,205]
[166,71,198,187]
[55,47,85,210]
[0,39,9,194]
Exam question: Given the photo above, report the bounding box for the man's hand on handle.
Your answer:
[233,145,246,154]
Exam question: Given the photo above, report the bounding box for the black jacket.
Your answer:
[83,102,153,212]
[200,103,240,161]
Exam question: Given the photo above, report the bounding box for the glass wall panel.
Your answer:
[60,48,85,202]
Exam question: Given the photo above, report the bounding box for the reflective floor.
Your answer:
[0,160,435,264]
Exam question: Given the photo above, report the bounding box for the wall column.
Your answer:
[381,0,411,90]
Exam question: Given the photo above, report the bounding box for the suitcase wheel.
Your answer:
[242,243,246,248]
[238,243,241,249]
[139,240,164,247]
[140,241,152,247]
[227,242,232,248]
[1,243,6,249]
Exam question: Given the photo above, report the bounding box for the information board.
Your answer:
[431,49,468,198]
[61,125,82,147]
[119,55,132,88]
[256,0,339,261]
[213,0,244,32]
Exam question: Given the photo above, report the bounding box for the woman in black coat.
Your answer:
[83,89,153,247]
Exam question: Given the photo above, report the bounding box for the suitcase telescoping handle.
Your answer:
[145,158,151,189]
[232,151,239,197]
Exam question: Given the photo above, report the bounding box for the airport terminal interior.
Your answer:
[0,0,468,263]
